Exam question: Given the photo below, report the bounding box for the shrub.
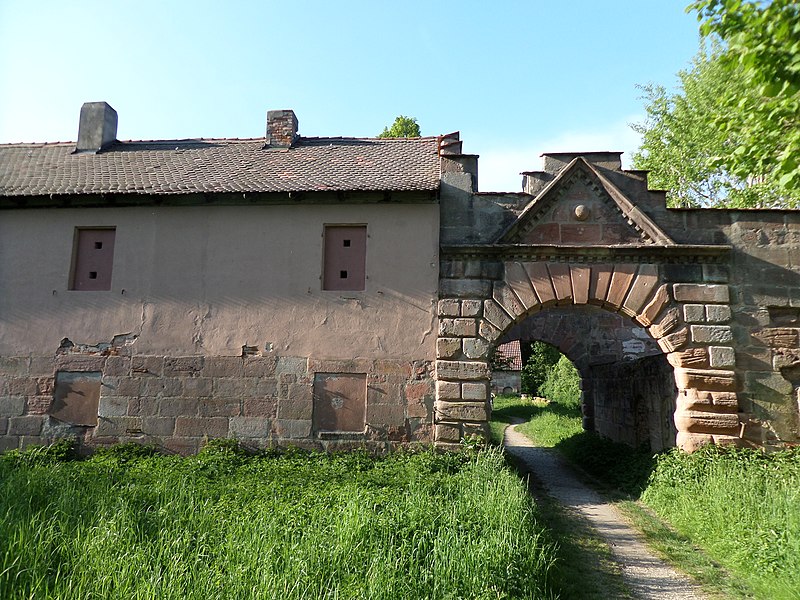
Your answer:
[541,355,581,407]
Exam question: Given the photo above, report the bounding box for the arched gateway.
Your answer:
[434,147,799,452]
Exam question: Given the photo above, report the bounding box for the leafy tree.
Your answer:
[632,1,800,207]
[520,341,560,395]
[377,115,421,138]
[488,346,514,371]
[690,0,800,194]
[631,45,786,207]
[541,355,582,408]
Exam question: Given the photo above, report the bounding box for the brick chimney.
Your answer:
[265,110,298,148]
[76,102,118,153]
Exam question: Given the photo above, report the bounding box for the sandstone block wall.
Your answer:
[0,350,435,453]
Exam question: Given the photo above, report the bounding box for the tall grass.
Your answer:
[0,442,556,600]
[642,445,800,600]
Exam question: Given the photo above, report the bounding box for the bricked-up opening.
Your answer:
[323,225,366,291]
[50,371,101,426]
[313,373,367,433]
[70,228,116,291]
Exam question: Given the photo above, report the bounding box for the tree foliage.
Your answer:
[690,0,800,192]
[520,341,560,395]
[377,115,421,138]
[540,355,582,408]
[633,1,800,207]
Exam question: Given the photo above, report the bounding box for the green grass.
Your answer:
[492,397,634,598]
[0,441,557,600]
[520,481,633,600]
[489,394,546,444]
[641,445,800,600]
[490,394,584,448]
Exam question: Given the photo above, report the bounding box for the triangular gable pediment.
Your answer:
[498,157,674,246]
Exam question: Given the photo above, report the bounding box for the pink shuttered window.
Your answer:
[70,228,116,291]
[322,225,366,291]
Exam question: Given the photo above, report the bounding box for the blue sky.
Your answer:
[0,1,701,191]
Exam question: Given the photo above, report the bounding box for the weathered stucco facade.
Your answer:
[1,106,800,453]
[0,106,439,453]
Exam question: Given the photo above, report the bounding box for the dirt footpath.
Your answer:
[504,424,707,600]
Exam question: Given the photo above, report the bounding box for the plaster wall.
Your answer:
[0,203,439,359]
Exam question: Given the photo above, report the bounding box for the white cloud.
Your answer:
[475,116,644,193]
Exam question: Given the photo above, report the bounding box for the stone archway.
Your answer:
[434,257,740,452]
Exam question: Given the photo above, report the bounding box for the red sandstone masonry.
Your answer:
[525,262,557,306]
[588,264,614,305]
[674,368,737,392]
[478,319,502,343]
[667,348,710,369]
[674,409,739,435]
[657,327,689,352]
[437,299,460,317]
[637,284,670,327]
[174,416,229,437]
[678,389,738,410]
[605,264,637,310]
[570,265,591,305]
[439,318,478,337]
[547,263,573,305]
[753,328,799,348]
[435,401,488,422]
[483,299,512,331]
[649,307,681,339]
[621,264,659,317]
[436,338,461,359]
[462,337,489,359]
[673,283,729,304]
[505,261,539,309]
[493,281,525,319]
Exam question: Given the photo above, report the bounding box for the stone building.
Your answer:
[490,341,522,395]
[0,104,439,453]
[1,103,799,453]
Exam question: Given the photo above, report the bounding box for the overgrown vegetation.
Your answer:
[0,441,556,600]
[643,445,800,599]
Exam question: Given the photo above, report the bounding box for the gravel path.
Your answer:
[504,424,707,600]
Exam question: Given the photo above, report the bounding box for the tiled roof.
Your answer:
[495,340,523,371]
[0,136,440,196]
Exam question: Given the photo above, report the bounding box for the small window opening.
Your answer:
[323,225,366,291]
[69,227,115,291]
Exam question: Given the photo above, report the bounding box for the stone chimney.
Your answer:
[76,102,118,153]
[265,110,298,148]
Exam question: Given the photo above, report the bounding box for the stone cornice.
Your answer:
[440,243,732,264]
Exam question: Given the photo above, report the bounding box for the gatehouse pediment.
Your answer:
[497,157,674,247]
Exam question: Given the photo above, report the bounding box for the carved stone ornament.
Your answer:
[574,204,590,221]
